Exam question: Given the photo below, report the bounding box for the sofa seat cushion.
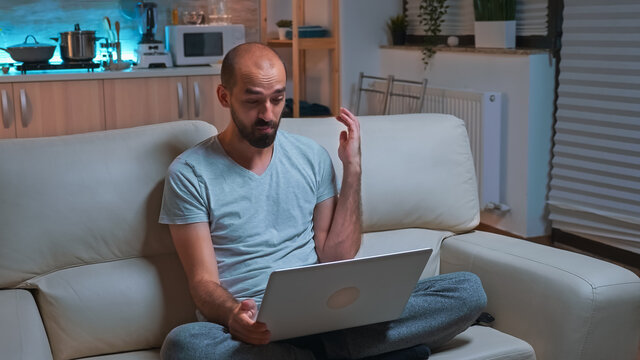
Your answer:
[431,326,535,360]
[77,328,536,360]
[357,228,454,279]
[79,349,160,360]
[26,254,196,360]
[0,289,53,360]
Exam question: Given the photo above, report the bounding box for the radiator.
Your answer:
[366,83,504,210]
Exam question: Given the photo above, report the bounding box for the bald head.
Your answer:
[221,42,286,93]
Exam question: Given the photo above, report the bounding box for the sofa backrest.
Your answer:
[0,121,216,359]
[280,113,480,233]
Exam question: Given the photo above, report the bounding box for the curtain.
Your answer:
[548,0,640,253]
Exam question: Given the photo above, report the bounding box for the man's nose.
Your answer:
[259,101,276,121]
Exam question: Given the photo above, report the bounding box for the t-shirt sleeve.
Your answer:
[159,158,210,224]
[316,146,338,204]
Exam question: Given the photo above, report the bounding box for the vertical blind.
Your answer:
[548,0,640,253]
[406,0,548,36]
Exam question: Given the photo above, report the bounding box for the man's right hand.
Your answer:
[227,299,271,345]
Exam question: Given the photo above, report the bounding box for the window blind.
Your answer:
[406,0,548,36]
[548,0,640,254]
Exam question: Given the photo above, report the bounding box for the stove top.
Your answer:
[16,61,101,74]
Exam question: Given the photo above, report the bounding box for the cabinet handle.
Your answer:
[193,81,201,118]
[20,89,31,128]
[1,89,13,129]
[177,82,184,119]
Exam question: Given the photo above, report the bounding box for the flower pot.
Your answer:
[474,20,516,48]
[278,27,288,40]
[391,31,406,46]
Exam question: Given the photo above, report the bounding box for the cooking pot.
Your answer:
[52,24,100,62]
[0,35,56,63]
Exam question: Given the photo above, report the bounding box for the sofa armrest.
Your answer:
[441,231,640,360]
[0,289,53,360]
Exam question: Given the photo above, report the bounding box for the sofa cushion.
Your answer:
[27,254,196,360]
[357,228,454,279]
[280,114,480,234]
[431,326,535,360]
[0,121,216,288]
[79,349,160,359]
[0,289,53,360]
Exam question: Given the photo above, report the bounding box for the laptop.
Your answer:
[256,248,432,341]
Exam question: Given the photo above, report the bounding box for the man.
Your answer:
[159,42,486,359]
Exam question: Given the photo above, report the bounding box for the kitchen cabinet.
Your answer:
[0,80,105,139]
[0,84,16,139]
[104,77,188,130]
[104,75,230,131]
[187,75,230,132]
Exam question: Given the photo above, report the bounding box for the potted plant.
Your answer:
[473,0,516,48]
[419,0,449,66]
[386,14,408,46]
[276,19,292,40]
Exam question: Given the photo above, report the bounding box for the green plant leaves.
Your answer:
[473,0,516,21]
[419,0,449,66]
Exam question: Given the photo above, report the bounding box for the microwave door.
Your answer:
[183,32,224,57]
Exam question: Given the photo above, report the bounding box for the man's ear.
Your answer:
[216,84,231,108]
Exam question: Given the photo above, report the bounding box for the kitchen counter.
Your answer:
[0,64,221,83]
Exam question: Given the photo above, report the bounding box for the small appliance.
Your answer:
[165,24,245,66]
[134,1,173,68]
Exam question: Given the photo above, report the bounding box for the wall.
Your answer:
[340,0,402,109]
[0,0,260,64]
[379,48,555,237]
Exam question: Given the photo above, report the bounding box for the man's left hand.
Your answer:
[335,107,361,170]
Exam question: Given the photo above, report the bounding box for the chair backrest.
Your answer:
[385,76,428,115]
[354,72,428,116]
[354,72,393,116]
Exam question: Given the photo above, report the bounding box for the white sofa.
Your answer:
[0,114,638,360]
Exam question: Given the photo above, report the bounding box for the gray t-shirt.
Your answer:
[159,130,337,304]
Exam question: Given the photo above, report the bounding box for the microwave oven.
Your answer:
[165,24,245,66]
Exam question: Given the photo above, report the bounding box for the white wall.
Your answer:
[380,48,555,237]
[340,0,402,110]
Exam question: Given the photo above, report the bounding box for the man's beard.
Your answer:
[230,107,280,149]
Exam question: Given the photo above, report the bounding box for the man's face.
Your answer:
[226,61,286,149]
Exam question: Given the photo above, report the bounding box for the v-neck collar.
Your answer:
[213,134,279,179]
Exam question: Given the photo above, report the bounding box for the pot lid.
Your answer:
[9,35,56,49]
[61,23,96,35]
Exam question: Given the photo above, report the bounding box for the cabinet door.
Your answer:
[104,77,188,130]
[0,83,16,139]
[187,75,231,132]
[13,80,105,138]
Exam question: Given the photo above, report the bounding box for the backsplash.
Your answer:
[0,0,259,64]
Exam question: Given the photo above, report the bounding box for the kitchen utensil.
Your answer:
[53,24,101,62]
[115,21,121,61]
[0,35,56,63]
[104,16,115,43]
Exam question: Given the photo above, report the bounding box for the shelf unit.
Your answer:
[260,0,340,117]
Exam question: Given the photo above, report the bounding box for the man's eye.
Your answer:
[272,96,284,104]
[245,100,259,105]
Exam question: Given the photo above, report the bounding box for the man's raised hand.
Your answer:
[335,107,361,170]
